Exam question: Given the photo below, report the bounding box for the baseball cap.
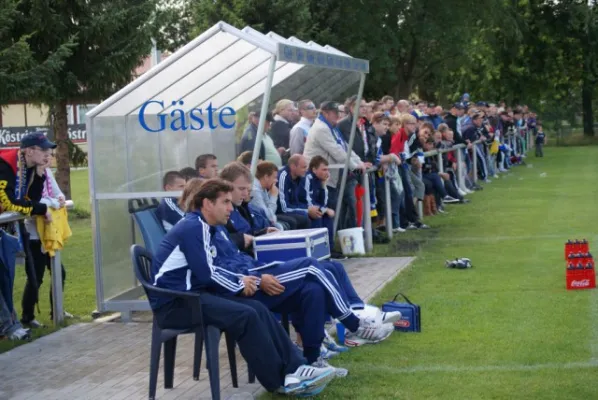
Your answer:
[452,102,465,110]
[20,132,57,149]
[251,110,274,122]
[319,101,340,113]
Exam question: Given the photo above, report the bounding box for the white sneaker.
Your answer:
[380,310,402,325]
[443,195,460,203]
[392,227,406,233]
[458,189,468,197]
[7,327,31,340]
[281,364,336,395]
[344,316,393,347]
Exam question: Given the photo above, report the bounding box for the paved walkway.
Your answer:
[0,257,414,400]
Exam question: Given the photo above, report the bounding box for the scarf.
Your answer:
[318,114,347,152]
[14,150,34,251]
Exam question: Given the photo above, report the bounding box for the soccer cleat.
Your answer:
[323,330,349,353]
[445,258,472,269]
[344,317,393,347]
[281,364,336,396]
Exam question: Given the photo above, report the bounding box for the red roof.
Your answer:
[133,52,172,77]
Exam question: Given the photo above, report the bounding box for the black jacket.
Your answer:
[270,119,293,149]
[338,114,366,160]
[0,150,47,216]
[240,123,265,160]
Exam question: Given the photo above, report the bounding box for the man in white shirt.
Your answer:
[289,100,317,156]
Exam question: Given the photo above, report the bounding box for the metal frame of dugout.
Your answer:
[85,21,370,321]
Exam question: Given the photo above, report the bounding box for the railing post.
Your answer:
[436,151,444,173]
[51,251,64,326]
[472,144,478,183]
[384,176,392,240]
[456,148,465,190]
[362,172,373,252]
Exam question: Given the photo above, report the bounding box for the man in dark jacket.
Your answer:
[239,111,273,160]
[0,133,55,329]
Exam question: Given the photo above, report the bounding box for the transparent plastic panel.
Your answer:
[174,48,272,112]
[224,62,303,112]
[133,38,259,116]
[97,198,138,300]
[99,31,239,118]
[92,116,127,194]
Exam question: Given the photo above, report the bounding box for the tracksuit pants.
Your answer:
[310,216,334,250]
[249,257,360,363]
[320,260,364,309]
[154,294,305,392]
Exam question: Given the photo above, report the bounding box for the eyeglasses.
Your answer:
[303,105,316,110]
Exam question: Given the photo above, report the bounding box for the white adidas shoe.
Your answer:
[280,364,336,396]
[344,316,394,347]
[353,304,402,325]
[380,310,402,325]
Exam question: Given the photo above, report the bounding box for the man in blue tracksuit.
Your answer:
[276,155,313,230]
[303,156,336,254]
[151,179,337,396]
[156,171,186,232]
[220,161,365,311]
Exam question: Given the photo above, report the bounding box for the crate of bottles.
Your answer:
[565,239,595,290]
[565,239,589,260]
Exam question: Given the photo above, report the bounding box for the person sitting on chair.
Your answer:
[155,171,186,232]
[151,179,337,396]
[185,179,395,365]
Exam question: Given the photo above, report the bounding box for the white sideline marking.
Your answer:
[348,361,598,374]
[421,233,594,243]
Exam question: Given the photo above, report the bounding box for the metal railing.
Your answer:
[326,130,534,250]
[0,200,74,327]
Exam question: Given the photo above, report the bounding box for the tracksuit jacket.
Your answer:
[276,166,308,215]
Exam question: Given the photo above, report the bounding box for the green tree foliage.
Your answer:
[0,0,74,103]
[5,0,157,198]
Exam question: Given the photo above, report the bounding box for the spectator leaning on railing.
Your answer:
[0,133,57,330]
[305,101,367,231]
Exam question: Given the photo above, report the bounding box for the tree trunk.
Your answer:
[581,76,594,137]
[395,76,414,100]
[52,101,72,199]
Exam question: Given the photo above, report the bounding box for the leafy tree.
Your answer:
[8,0,157,198]
[0,0,74,103]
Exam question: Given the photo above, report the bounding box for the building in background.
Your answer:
[0,51,170,150]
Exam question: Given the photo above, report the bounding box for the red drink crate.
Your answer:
[565,239,590,260]
[566,268,596,290]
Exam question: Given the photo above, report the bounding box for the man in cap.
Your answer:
[0,132,56,328]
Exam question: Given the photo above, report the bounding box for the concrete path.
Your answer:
[0,257,414,400]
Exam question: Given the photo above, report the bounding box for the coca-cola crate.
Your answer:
[566,268,596,290]
[565,240,590,260]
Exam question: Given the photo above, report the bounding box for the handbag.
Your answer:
[381,292,421,332]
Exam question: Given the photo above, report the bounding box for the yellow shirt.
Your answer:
[35,207,72,256]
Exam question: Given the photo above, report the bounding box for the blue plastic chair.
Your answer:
[128,199,256,389]
[131,244,221,400]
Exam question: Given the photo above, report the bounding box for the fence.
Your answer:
[328,131,534,252]
[0,200,74,327]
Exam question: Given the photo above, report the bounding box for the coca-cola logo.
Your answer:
[394,319,410,328]
[571,279,590,287]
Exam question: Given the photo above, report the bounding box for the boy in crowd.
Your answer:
[302,156,338,255]
[195,153,219,180]
[250,161,287,230]
[155,171,186,232]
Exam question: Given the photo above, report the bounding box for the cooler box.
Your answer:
[381,292,421,332]
[253,228,330,264]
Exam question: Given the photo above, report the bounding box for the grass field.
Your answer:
[261,146,598,399]
[2,147,598,400]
